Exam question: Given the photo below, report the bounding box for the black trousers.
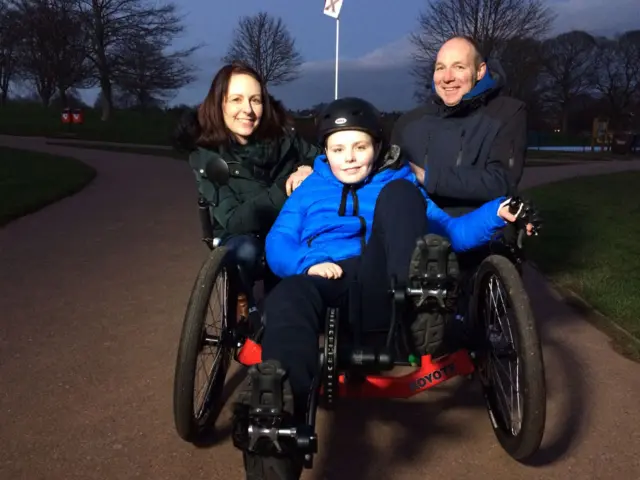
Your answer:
[261,180,429,413]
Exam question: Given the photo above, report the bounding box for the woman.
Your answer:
[173,62,319,319]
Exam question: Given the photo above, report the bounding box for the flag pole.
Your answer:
[324,0,343,100]
[334,18,339,100]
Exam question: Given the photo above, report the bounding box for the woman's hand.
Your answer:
[307,262,343,279]
[408,162,426,185]
[286,166,313,196]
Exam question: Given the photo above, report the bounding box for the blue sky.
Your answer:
[84,0,640,111]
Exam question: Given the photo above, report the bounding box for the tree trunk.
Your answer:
[58,87,68,108]
[99,78,113,121]
[561,107,569,134]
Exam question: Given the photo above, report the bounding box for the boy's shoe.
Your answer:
[407,234,460,357]
[232,360,303,480]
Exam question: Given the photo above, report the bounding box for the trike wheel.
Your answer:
[472,254,546,461]
[173,247,240,443]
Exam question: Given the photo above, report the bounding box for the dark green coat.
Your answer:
[189,130,320,241]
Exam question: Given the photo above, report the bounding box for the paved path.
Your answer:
[1,135,640,480]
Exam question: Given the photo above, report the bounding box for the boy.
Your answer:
[234,97,532,479]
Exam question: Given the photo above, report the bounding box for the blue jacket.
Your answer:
[265,155,507,278]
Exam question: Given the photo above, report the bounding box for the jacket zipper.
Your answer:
[455,129,465,166]
[307,185,367,252]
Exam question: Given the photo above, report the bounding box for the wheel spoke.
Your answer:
[193,268,230,419]
[483,273,523,436]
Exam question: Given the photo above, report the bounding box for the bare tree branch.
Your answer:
[74,0,199,119]
[539,30,597,132]
[113,37,197,108]
[593,30,640,124]
[223,11,303,86]
[0,1,21,104]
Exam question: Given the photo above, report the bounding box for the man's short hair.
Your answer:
[444,35,485,69]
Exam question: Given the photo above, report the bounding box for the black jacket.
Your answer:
[173,110,320,240]
[391,65,526,216]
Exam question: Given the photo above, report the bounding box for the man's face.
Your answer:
[433,38,486,106]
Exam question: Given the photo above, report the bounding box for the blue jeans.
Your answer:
[222,234,263,303]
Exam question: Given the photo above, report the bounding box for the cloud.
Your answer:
[262,35,418,111]
[549,0,639,36]
[301,35,415,71]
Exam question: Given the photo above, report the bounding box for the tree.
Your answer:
[223,11,303,86]
[113,37,196,109]
[498,37,544,101]
[410,0,555,101]
[7,0,92,106]
[539,30,597,133]
[0,1,21,104]
[593,30,640,125]
[46,0,94,106]
[10,0,58,106]
[497,37,546,125]
[75,0,199,120]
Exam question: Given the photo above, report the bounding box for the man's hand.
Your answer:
[307,262,343,279]
[285,166,313,196]
[409,162,426,185]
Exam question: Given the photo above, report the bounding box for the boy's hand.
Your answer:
[307,262,343,279]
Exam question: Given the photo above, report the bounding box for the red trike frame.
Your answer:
[236,339,476,399]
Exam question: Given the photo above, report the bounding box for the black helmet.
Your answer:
[316,97,384,145]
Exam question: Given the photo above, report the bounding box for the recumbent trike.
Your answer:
[172,156,547,473]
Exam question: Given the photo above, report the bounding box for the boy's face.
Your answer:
[325,130,375,184]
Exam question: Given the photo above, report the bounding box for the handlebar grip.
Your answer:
[198,197,214,240]
[508,197,524,216]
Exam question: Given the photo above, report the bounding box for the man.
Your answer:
[391,35,527,217]
[391,36,529,352]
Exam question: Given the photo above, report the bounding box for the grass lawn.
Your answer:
[526,171,640,358]
[0,146,97,226]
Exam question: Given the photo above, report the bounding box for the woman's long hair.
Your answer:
[195,62,293,148]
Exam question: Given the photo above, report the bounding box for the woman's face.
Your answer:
[325,130,376,184]
[223,73,264,144]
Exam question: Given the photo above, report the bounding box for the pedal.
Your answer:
[232,361,294,455]
[411,235,457,283]
[248,361,288,417]
[410,235,459,307]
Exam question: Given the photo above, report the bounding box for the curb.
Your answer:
[526,260,640,357]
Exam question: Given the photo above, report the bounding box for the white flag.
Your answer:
[323,0,343,19]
